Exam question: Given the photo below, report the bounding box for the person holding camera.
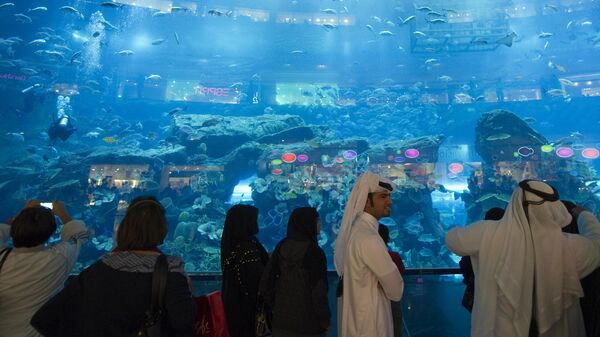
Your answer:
[0,200,89,337]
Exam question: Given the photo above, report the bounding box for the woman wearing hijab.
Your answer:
[445,180,600,337]
[260,207,330,337]
[220,204,268,337]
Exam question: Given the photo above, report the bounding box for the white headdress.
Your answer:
[473,180,582,336]
[334,171,395,276]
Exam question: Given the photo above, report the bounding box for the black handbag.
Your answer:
[134,254,169,337]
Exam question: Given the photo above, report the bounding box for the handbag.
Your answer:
[255,298,272,337]
[134,254,169,337]
[194,291,230,337]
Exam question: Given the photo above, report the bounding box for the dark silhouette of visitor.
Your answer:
[260,207,331,337]
[220,204,268,337]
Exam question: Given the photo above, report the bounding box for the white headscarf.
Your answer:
[334,171,396,276]
[473,180,583,337]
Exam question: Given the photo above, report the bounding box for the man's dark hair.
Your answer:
[378,223,390,244]
[116,196,167,250]
[10,207,57,248]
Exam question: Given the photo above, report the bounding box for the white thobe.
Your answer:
[340,212,404,337]
[446,211,600,337]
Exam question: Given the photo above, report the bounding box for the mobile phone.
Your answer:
[40,202,53,210]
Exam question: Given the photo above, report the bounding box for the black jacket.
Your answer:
[31,253,196,337]
[261,238,330,334]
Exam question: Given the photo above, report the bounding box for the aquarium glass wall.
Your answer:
[0,0,599,272]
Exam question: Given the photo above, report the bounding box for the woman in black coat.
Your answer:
[260,207,331,337]
[220,204,268,337]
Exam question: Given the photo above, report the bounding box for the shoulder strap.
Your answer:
[0,247,13,273]
[150,254,169,314]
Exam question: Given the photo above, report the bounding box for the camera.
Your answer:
[40,202,53,210]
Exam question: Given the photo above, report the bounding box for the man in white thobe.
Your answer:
[446,179,600,337]
[335,172,404,337]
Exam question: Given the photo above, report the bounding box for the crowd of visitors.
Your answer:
[1,174,600,337]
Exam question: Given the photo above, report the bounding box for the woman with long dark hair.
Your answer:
[260,207,331,337]
[220,204,268,337]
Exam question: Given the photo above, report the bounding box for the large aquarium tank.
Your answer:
[0,0,599,273]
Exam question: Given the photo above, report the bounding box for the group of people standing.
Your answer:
[219,172,406,337]
[2,172,600,337]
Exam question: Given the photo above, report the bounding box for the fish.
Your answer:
[416,6,432,12]
[413,31,427,38]
[290,50,306,54]
[544,4,558,11]
[427,18,447,24]
[547,61,567,73]
[559,78,576,86]
[401,15,415,24]
[115,50,134,56]
[379,30,394,36]
[145,74,161,80]
[151,38,166,45]
[152,11,169,17]
[101,2,122,8]
[365,24,374,33]
[538,32,553,38]
[21,83,41,94]
[425,58,438,64]
[59,6,84,19]
[20,68,38,75]
[322,23,337,30]
[523,117,537,124]
[0,2,15,9]
[100,19,118,31]
[174,32,180,45]
[165,106,187,116]
[546,88,567,97]
[28,39,46,45]
[92,31,100,37]
[496,32,517,47]
[207,9,232,16]
[171,6,190,13]
[419,247,433,257]
[14,13,33,23]
[102,136,118,143]
[486,133,511,141]
[370,16,382,22]
[70,51,82,63]
[566,20,574,30]
[84,131,101,138]
[438,75,452,81]
[6,132,25,142]
[28,6,47,12]
[418,233,438,243]
[321,8,337,14]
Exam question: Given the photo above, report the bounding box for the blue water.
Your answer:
[0,0,599,272]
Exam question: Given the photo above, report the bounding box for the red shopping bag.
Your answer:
[194,291,230,337]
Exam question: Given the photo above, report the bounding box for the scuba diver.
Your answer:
[48,95,76,145]
[48,114,76,145]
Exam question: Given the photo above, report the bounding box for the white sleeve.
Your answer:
[361,236,404,301]
[573,211,600,278]
[0,223,10,249]
[52,220,90,272]
[445,221,489,256]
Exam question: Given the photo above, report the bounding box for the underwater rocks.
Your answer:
[367,135,445,163]
[173,114,306,158]
[475,109,547,164]
[85,144,187,164]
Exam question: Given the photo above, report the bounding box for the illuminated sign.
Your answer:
[166,80,244,104]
